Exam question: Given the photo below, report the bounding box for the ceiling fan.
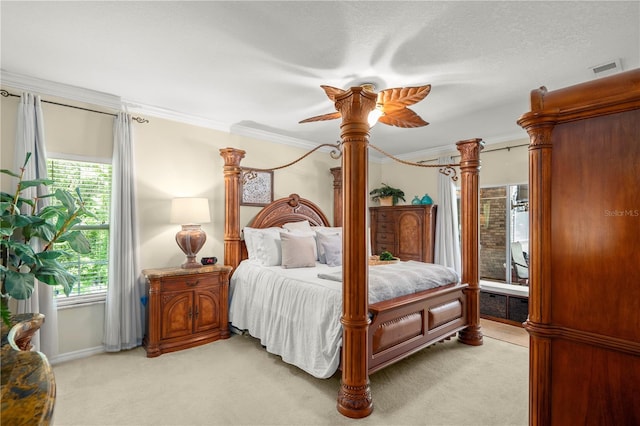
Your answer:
[299,84,431,128]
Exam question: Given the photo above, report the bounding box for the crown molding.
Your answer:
[230,124,329,152]
[122,100,229,132]
[1,70,122,110]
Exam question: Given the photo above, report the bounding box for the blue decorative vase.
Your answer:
[411,196,421,205]
[420,194,433,205]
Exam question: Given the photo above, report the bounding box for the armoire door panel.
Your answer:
[550,111,640,340]
[397,212,422,259]
[550,339,640,425]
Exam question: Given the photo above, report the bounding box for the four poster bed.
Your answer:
[220,86,483,418]
[226,192,465,378]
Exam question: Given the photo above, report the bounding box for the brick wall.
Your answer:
[480,187,507,281]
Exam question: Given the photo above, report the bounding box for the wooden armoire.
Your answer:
[518,68,640,425]
[369,205,436,263]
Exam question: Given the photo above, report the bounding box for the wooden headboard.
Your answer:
[235,193,331,262]
[248,193,330,229]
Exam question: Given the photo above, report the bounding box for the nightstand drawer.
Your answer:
[160,274,220,292]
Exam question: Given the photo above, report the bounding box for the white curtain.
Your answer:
[104,112,143,351]
[14,92,59,357]
[434,156,462,276]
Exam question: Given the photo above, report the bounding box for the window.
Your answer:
[478,184,529,285]
[46,158,112,303]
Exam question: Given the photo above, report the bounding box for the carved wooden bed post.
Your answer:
[219,148,245,272]
[456,138,484,346]
[330,166,343,227]
[334,87,377,418]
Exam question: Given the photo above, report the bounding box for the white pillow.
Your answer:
[242,227,259,259]
[314,227,342,264]
[243,227,284,266]
[313,226,342,234]
[282,220,312,232]
[280,232,317,269]
[317,232,342,267]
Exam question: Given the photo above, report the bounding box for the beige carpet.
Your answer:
[52,332,528,426]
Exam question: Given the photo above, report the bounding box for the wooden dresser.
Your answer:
[142,265,232,357]
[369,204,437,262]
[518,69,640,424]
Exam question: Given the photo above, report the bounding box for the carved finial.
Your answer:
[288,194,300,207]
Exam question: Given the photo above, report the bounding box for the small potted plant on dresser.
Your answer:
[369,183,405,206]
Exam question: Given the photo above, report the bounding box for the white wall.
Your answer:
[1,84,528,360]
[1,87,341,360]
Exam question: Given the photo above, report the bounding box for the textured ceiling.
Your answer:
[2,1,639,158]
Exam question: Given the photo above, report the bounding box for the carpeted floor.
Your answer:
[52,331,528,426]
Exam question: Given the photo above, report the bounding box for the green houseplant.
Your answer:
[1,153,96,326]
[369,183,406,206]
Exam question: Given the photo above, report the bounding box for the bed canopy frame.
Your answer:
[220,86,483,418]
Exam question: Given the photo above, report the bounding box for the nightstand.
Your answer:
[142,265,232,357]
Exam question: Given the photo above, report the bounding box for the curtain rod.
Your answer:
[0,89,149,123]
[417,143,529,163]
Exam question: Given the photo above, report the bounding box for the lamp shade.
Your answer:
[170,198,210,224]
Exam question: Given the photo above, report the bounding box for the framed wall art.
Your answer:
[240,169,274,206]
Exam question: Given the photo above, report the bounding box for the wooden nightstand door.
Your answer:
[194,288,220,333]
[161,291,193,340]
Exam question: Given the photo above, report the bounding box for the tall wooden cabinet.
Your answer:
[143,265,232,357]
[369,205,437,262]
[518,69,640,425]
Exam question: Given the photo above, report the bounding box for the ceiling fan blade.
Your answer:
[320,85,348,101]
[378,108,429,128]
[299,111,342,124]
[378,85,432,111]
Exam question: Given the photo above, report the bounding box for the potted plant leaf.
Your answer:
[369,183,405,206]
[1,153,96,326]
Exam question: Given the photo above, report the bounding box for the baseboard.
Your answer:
[49,345,105,365]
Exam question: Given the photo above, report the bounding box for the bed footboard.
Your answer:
[367,283,468,374]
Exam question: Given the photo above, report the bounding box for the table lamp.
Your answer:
[170,197,210,268]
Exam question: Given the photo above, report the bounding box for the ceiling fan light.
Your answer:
[368,109,383,127]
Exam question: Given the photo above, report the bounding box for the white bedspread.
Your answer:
[318,260,459,304]
[229,260,459,378]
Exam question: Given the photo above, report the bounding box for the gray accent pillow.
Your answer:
[314,227,342,263]
[317,232,342,267]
